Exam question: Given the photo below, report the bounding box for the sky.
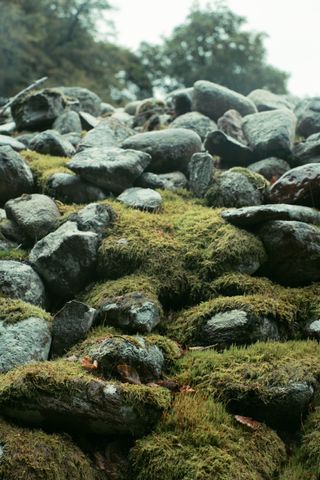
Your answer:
[108,0,320,97]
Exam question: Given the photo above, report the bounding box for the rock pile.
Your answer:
[0,80,320,479]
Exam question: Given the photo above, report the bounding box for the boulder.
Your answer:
[217,109,247,144]
[242,109,296,160]
[0,134,25,151]
[169,111,217,140]
[29,130,75,157]
[117,187,162,212]
[0,260,46,307]
[204,130,254,168]
[124,100,142,115]
[192,80,257,120]
[68,202,116,237]
[188,152,215,197]
[53,110,82,134]
[67,147,151,194]
[29,221,99,299]
[5,194,60,243]
[135,171,187,191]
[100,102,115,114]
[46,172,107,204]
[11,89,66,131]
[79,111,99,130]
[248,89,293,112]
[292,132,320,166]
[295,97,320,137]
[77,122,117,151]
[248,157,290,181]
[63,132,81,148]
[0,146,34,206]
[57,86,102,116]
[99,117,135,144]
[166,87,193,116]
[122,128,202,173]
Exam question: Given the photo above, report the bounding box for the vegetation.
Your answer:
[0,296,51,325]
[21,150,71,191]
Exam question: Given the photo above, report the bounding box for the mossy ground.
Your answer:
[131,393,286,480]
[0,247,28,261]
[0,296,51,324]
[21,150,72,191]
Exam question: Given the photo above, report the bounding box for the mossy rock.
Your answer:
[21,150,72,191]
[0,360,171,436]
[131,393,286,480]
[0,418,97,480]
[176,341,320,429]
[0,296,51,325]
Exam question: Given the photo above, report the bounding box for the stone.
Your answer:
[135,171,187,191]
[0,121,16,134]
[62,132,81,148]
[295,97,320,137]
[221,204,320,228]
[0,261,46,307]
[15,132,37,148]
[51,301,96,357]
[0,146,34,206]
[306,320,320,340]
[67,147,151,194]
[46,172,107,204]
[5,194,60,243]
[53,110,82,134]
[258,220,320,286]
[111,110,133,126]
[117,187,162,212]
[99,117,135,144]
[242,109,296,160]
[217,109,247,144]
[204,130,254,168]
[79,111,99,130]
[29,221,99,299]
[248,157,290,181]
[77,122,117,151]
[269,163,320,207]
[11,89,66,131]
[166,87,193,116]
[100,102,115,114]
[58,86,102,116]
[29,129,75,157]
[247,89,293,112]
[292,132,320,166]
[124,100,142,115]
[122,128,202,173]
[0,134,25,151]
[169,111,217,140]
[0,218,28,245]
[188,152,215,197]
[133,98,166,128]
[192,80,257,121]
[0,317,51,373]
[68,202,116,237]
[97,292,161,334]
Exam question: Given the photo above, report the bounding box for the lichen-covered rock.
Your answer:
[204,130,254,168]
[46,172,107,204]
[117,187,162,212]
[0,260,46,306]
[77,122,117,150]
[248,157,290,180]
[29,130,75,157]
[292,132,320,166]
[0,146,34,206]
[53,110,82,134]
[135,171,187,191]
[67,202,116,237]
[248,89,293,112]
[295,97,320,138]
[169,111,217,140]
[0,134,25,151]
[217,109,247,144]
[188,152,215,197]
[58,86,101,116]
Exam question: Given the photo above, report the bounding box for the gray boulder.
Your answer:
[192,80,257,121]
[67,147,151,194]
[188,152,215,197]
[122,128,202,173]
[99,117,135,144]
[0,134,25,151]
[5,194,60,243]
[29,221,99,299]
[0,317,51,373]
[0,146,34,206]
[248,157,290,180]
[135,171,187,191]
[79,111,99,130]
[217,109,247,144]
[292,132,320,166]
[77,122,117,151]
[11,89,66,131]
[242,109,296,160]
[117,187,162,212]
[100,102,115,114]
[0,260,46,307]
[248,89,293,112]
[295,97,320,137]
[166,87,193,116]
[124,100,142,115]
[58,86,102,116]
[62,132,81,148]
[53,110,82,134]
[29,130,75,157]
[46,172,107,204]
[306,320,320,340]
[169,111,217,140]
[68,202,116,237]
[204,130,254,168]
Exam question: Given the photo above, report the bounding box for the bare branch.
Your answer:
[0,77,48,117]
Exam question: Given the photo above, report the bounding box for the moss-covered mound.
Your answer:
[176,341,320,428]
[0,296,51,325]
[21,150,71,190]
[131,393,286,480]
[0,418,96,480]
[0,246,28,261]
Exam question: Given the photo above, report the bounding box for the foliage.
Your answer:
[0,296,51,325]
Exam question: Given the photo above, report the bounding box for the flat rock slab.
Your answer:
[117,187,162,212]
[169,111,217,140]
[247,89,293,112]
[77,123,117,150]
[222,204,320,228]
[135,171,187,191]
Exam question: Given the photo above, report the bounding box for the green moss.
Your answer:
[0,418,96,480]
[210,272,280,297]
[0,248,28,261]
[21,150,72,190]
[0,296,51,325]
[131,393,286,480]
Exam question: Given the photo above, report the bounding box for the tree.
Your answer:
[137,1,289,95]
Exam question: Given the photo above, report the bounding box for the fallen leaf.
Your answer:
[116,364,141,384]
[180,385,196,394]
[234,415,261,430]
[80,356,98,371]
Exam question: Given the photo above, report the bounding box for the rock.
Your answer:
[292,132,320,166]
[99,117,135,144]
[248,157,290,181]
[0,360,170,435]
[135,171,187,191]
[295,97,320,137]
[248,89,293,112]
[122,128,202,173]
[0,134,25,151]
[46,172,107,204]
[205,168,268,208]
[217,109,247,144]
[258,220,320,285]
[0,146,34,206]
[68,202,116,237]
[242,109,296,160]
[77,122,117,151]
[29,221,99,299]
[111,110,133,126]
[269,163,320,207]
[5,194,60,243]
[97,292,161,333]
[117,188,162,212]
[53,110,82,134]
[0,121,16,134]
[204,130,254,168]
[15,132,37,148]
[51,301,96,357]
[133,98,166,128]
[11,89,66,131]
[188,152,215,197]
[306,320,320,340]
[58,86,102,116]
[124,100,142,115]
[0,218,28,245]
[201,309,280,348]
[79,111,99,130]
[166,87,193,116]
[62,131,81,148]
[0,316,51,373]
[0,261,46,307]
[221,204,320,228]
[100,102,115,114]
[169,111,217,140]
[192,80,257,121]
[67,147,151,194]
[29,129,75,157]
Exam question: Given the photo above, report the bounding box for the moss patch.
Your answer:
[0,296,51,325]
[21,150,72,191]
[0,248,28,261]
[131,393,286,480]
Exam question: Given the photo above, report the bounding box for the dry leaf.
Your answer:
[80,356,98,371]
[234,415,261,430]
[116,364,141,384]
[180,385,196,394]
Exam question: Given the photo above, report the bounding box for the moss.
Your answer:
[0,296,51,325]
[131,393,286,480]
[0,248,28,261]
[210,272,280,297]
[0,418,96,480]
[21,150,72,191]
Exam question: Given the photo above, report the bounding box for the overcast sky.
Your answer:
[108,0,320,97]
